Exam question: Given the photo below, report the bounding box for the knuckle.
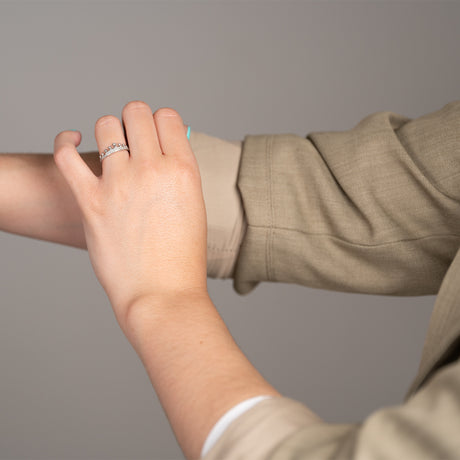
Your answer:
[95,115,119,129]
[154,107,180,119]
[136,156,156,171]
[174,157,199,181]
[53,147,65,164]
[123,100,151,116]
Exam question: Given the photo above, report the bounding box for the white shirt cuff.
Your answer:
[200,395,274,458]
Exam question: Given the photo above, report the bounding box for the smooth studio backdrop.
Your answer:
[0,1,459,459]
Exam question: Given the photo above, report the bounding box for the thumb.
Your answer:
[53,130,97,206]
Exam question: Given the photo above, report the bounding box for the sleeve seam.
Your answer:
[267,135,275,282]
[245,225,460,249]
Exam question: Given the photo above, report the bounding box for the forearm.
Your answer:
[233,101,460,296]
[125,294,287,460]
[0,152,100,248]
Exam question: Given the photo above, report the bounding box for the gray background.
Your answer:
[0,1,459,459]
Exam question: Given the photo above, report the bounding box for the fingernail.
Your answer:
[70,129,79,132]
[186,125,191,140]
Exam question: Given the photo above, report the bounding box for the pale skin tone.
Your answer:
[0,151,93,248]
[0,102,321,459]
[50,101,322,460]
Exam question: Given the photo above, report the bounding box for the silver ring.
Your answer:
[99,143,130,162]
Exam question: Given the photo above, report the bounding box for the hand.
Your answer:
[53,101,208,333]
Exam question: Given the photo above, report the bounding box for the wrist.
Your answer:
[120,290,280,460]
[121,289,213,350]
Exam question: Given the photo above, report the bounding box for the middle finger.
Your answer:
[122,101,162,163]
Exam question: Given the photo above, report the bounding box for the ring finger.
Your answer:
[95,114,129,176]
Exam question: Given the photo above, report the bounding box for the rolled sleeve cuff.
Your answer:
[202,396,341,460]
[232,134,274,295]
[200,395,274,458]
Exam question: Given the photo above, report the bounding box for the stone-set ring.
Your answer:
[99,143,130,162]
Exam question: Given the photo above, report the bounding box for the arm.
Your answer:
[2,101,459,297]
[204,244,460,459]
[0,132,245,283]
[1,150,280,456]
[53,102,460,460]
[52,101,322,460]
[0,152,100,248]
[203,322,460,459]
[233,100,460,296]
[126,293,289,459]
[0,130,233,252]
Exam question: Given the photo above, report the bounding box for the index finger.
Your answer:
[54,130,98,205]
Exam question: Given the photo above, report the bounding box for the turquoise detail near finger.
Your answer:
[186,125,191,140]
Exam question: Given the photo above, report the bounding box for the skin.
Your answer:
[0,151,95,248]
[52,101,319,460]
[0,124,186,249]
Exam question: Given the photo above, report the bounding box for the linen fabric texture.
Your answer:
[202,101,460,459]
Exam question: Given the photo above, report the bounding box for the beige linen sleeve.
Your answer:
[232,100,460,296]
[202,355,460,460]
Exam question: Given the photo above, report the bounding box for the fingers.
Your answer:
[54,107,190,209]
[122,101,162,163]
[153,107,193,160]
[54,130,97,205]
[95,115,129,176]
